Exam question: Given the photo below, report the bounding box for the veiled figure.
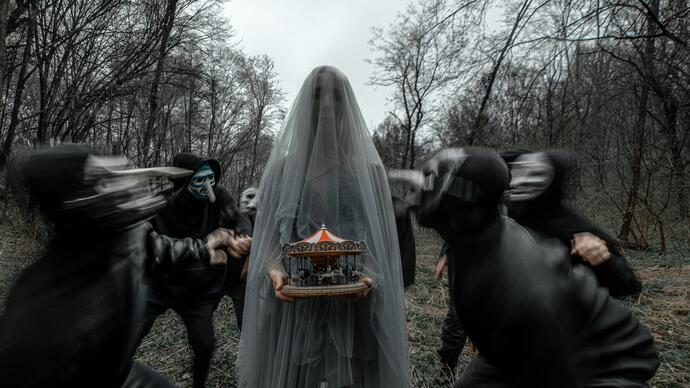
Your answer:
[238,66,411,387]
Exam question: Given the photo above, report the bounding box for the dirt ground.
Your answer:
[0,213,687,387]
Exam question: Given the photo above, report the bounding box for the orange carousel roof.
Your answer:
[298,224,346,243]
[282,224,366,257]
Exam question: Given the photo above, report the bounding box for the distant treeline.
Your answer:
[0,0,285,198]
[1,0,688,250]
[368,0,690,251]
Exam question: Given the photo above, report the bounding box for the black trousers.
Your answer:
[438,248,468,369]
[139,286,245,388]
[454,355,513,388]
[225,281,246,331]
[455,355,652,388]
[122,362,176,388]
[140,294,220,388]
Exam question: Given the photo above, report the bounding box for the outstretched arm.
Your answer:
[146,224,232,275]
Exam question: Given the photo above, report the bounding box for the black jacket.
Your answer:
[506,150,642,297]
[0,222,211,388]
[447,217,658,387]
[146,154,251,303]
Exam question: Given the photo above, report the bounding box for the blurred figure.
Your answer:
[502,150,642,297]
[432,149,642,384]
[0,145,234,388]
[395,148,658,387]
[238,66,411,387]
[140,153,251,388]
[392,193,416,288]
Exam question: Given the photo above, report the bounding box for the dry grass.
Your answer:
[625,256,690,387]
[0,213,687,387]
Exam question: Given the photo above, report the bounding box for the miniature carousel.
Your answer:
[280,224,368,298]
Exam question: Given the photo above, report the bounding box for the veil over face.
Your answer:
[238,66,411,387]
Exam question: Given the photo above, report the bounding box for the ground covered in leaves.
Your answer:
[0,210,687,387]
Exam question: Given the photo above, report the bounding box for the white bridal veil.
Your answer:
[238,66,411,387]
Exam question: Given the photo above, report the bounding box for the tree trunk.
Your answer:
[0,13,34,170]
[400,121,412,169]
[185,73,195,152]
[142,0,178,166]
[618,0,657,243]
[472,0,531,134]
[207,78,216,156]
[0,0,8,92]
[249,107,264,182]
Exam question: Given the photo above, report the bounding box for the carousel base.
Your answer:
[281,282,369,298]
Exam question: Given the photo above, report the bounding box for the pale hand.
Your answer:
[268,267,294,302]
[570,232,611,267]
[435,255,448,279]
[206,228,233,265]
[225,229,252,259]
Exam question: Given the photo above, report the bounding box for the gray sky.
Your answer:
[223,0,410,130]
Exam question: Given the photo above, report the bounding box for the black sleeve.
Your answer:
[146,225,211,276]
[393,196,416,288]
[527,206,642,297]
[439,242,449,259]
[587,244,642,297]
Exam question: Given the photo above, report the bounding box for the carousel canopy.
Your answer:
[282,224,367,257]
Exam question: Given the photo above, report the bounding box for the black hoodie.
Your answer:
[504,150,642,297]
[417,150,658,387]
[146,153,252,303]
[0,146,212,388]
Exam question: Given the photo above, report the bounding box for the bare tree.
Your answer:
[241,54,284,184]
[369,0,486,168]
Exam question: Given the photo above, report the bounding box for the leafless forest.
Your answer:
[1,0,688,250]
[369,0,689,252]
[0,1,688,387]
[0,0,284,198]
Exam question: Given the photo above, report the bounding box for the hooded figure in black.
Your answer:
[141,152,251,388]
[396,148,658,387]
[392,193,417,288]
[0,146,232,388]
[503,150,642,297]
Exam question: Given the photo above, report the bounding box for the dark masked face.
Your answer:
[187,164,216,201]
[414,149,468,229]
[390,149,507,235]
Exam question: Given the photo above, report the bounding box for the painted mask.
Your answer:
[188,163,216,202]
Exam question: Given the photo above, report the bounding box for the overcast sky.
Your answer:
[223,0,411,130]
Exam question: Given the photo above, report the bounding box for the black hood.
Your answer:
[415,149,509,235]
[24,145,168,232]
[170,153,222,189]
[24,145,91,215]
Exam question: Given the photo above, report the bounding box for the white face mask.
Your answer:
[508,152,554,202]
[239,187,258,216]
